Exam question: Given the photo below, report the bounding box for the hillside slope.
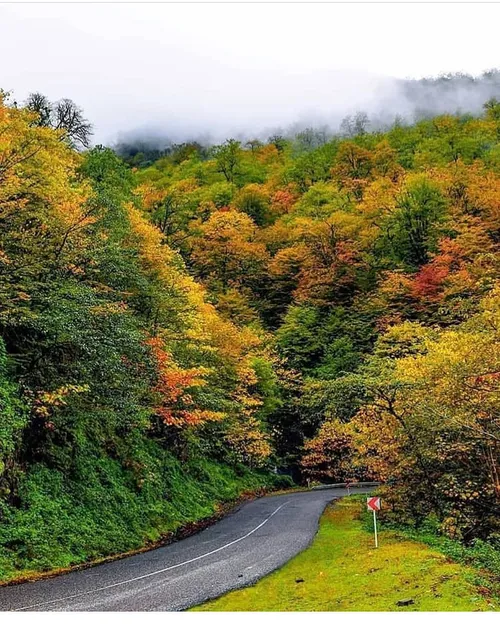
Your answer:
[0,92,499,581]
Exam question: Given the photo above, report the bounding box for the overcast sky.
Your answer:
[1,3,500,144]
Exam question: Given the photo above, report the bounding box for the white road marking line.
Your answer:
[14,501,288,611]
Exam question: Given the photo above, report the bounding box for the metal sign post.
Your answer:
[372,508,378,548]
[367,496,381,548]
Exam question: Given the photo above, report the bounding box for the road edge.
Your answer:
[185,494,343,612]
[0,484,300,589]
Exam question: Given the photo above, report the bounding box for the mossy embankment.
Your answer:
[0,446,290,585]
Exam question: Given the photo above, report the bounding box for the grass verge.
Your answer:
[193,497,499,611]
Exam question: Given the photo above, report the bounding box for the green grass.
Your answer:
[194,497,499,611]
[0,440,291,584]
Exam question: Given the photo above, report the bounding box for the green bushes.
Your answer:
[0,438,276,581]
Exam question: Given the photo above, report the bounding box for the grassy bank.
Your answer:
[0,442,289,584]
[194,497,498,611]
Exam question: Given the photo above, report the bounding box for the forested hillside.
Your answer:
[0,91,499,579]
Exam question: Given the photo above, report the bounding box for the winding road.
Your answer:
[0,487,373,611]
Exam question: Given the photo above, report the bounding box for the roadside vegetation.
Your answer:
[194,497,499,611]
[0,457,289,583]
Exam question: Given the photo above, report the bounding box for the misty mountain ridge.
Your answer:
[114,69,500,158]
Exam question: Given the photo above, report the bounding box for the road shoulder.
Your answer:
[193,497,499,612]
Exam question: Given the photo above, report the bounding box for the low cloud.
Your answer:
[114,69,500,152]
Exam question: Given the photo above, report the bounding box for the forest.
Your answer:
[0,89,499,580]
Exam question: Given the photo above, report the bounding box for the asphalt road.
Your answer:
[0,487,374,611]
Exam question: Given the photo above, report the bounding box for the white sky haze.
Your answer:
[1,3,499,143]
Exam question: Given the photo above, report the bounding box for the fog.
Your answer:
[1,3,500,147]
[116,71,500,152]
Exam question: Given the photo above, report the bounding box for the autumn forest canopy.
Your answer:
[0,86,499,579]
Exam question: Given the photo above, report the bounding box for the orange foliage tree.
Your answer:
[147,337,224,428]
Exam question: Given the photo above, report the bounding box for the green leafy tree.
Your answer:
[382,178,448,267]
[213,139,242,183]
